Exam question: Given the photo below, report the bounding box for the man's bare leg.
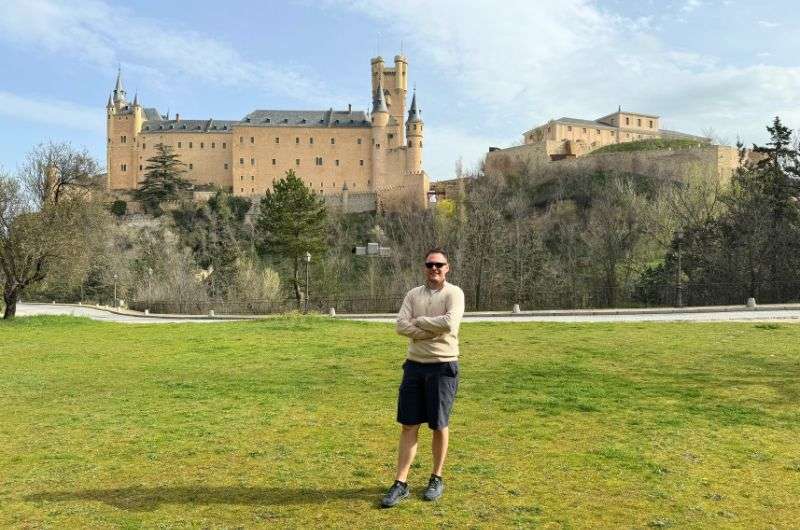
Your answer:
[432,426,449,477]
[395,424,421,482]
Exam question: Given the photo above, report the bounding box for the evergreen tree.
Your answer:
[133,143,192,216]
[255,170,327,303]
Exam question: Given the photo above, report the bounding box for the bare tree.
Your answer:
[0,145,104,319]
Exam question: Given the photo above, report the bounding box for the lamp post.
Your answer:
[113,273,118,308]
[676,230,684,308]
[304,252,311,314]
[147,267,153,306]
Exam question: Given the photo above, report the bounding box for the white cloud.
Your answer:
[757,20,780,28]
[0,0,340,106]
[331,0,800,176]
[681,0,703,13]
[0,91,103,133]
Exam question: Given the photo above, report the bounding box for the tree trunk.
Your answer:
[3,283,20,320]
[293,257,302,304]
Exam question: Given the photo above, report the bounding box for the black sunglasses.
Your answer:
[425,262,447,269]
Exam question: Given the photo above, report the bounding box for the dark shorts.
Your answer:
[397,359,459,430]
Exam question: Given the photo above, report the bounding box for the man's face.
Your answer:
[425,252,449,284]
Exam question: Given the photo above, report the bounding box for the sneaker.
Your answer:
[380,480,410,508]
[422,474,444,501]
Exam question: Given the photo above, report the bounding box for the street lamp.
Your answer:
[304,252,311,314]
[147,267,153,306]
[113,273,118,308]
[676,230,684,308]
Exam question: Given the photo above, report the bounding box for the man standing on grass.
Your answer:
[381,248,465,508]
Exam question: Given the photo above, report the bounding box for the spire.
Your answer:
[407,88,422,123]
[132,91,138,106]
[113,67,126,104]
[106,92,113,109]
[373,80,388,114]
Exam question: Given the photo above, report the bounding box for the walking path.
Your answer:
[14,302,800,324]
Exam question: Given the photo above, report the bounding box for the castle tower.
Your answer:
[405,89,424,173]
[106,69,143,190]
[370,54,408,148]
[370,81,389,190]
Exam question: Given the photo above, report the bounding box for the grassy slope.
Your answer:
[590,138,708,155]
[1,316,799,528]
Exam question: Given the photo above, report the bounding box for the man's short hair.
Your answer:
[425,247,449,263]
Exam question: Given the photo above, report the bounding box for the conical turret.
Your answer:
[407,89,422,123]
[132,92,138,106]
[106,92,113,109]
[112,68,126,105]
[372,81,388,115]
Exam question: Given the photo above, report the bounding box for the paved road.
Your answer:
[16,303,223,324]
[14,303,800,324]
[350,310,800,324]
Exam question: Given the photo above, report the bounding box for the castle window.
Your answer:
[272,159,276,165]
[409,140,412,147]
[420,142,423,148]
[222,142,227,149]
[189,142,193,148]
[241,188,244,192]
[178,142,182,148]
[251,158,255,166]
[121,164,127,172]
[359,160,364,166]
[200,142,204,149]
[335,159,339,166]
[596,129,600,134]
[309,137,314,144]
[315,157,323,166]
[357,138,362,145]
[211,142,215,148]
[251,188,254,193]
[224,163,228,170]
[121,135,127,143]
[241,175,244,181]
[331,138,335,144]
[375,144,380,149]
[240,158,244,165]
[189,164,193,170]
[567,126,572,132]
[251,175,255,181]
[108,138,111,144]
[142,143,146,149]
[240,136,244,143]
[265,118,270,123]
[649,120,654,128]
[296,159,300,165]
[275,137,280,144]
[139,165,143,171]
[296,137,300,144]
[582,128,587,133]
[250,137,255,144]
[388,133,394,140]
[637,119,642,126]
[625,117,630,125]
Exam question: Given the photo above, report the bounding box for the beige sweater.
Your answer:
[395,282,465,363]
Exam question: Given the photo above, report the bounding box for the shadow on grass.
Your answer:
[25,485,386,511]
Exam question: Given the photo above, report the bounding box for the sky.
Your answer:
[1,0,799,181]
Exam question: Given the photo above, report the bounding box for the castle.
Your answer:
[105,54,429,212]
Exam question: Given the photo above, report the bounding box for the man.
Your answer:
[381,248,465,508]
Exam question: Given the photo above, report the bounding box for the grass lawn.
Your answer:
[1,316,799,528]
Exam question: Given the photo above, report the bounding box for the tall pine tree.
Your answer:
[255,170,327,303]
[133,143,192,216]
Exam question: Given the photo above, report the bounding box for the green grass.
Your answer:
[1,316,799,528]
[590,138,709,155]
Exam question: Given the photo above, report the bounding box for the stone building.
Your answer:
[485,108,751,184]
[105,54,429,212]
[515,108,710,160]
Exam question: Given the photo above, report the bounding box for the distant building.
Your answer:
[485,108,751,183]
[516,108,709,160]
[105,54,429,212]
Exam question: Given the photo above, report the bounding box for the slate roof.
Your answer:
[554,117,617,130]
[139,108,371,133]
[242,109,370,127]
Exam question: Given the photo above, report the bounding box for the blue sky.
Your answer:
[1,0,799,180]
